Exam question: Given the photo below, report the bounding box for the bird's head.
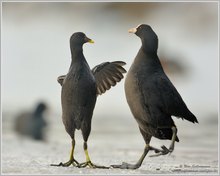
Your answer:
[34,102,47,116]
[70,32,94,47]
[128,24,158,52]
[128,24,157,38]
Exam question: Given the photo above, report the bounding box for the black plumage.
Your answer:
[51,32,126,168]
[112,24,198,169]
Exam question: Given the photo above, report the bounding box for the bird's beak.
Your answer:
[88,39,94,43]
[85,36,94,44]
[128,27,137,34]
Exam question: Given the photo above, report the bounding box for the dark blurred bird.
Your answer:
[14,102,48,141]
[51,32,126,168]
[112,24,198,169]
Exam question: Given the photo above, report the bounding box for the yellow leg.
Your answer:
[51,139,79,167]
[78,142,109,169]
[85,149,91,162]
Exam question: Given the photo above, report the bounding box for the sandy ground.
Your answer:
[1,113,219,175]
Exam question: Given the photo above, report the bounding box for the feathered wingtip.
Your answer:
[193,116,199,124]
[111,61,126,66]
[92,61,127,95]
[56,61,127,90]
[187,111,199,124]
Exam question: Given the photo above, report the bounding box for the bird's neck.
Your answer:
[70,46,85,63]
[141,38,158,54]
[137,44,163,70]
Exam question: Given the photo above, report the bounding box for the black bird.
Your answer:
[51,32,126,168]
[14,102,48,141]
[112,24,198,169]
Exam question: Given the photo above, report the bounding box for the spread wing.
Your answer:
[91,61,126,95]
[56,61,127,95]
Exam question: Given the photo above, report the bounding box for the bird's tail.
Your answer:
[183,110,198,124]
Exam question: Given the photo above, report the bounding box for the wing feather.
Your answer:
[57,61,127,96]
[92,61,126,95]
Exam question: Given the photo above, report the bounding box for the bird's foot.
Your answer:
[78,161,109,169]
[149,145,172,157]
[168,144,174,154]
[50,158,79,167]
[111,162,140,170]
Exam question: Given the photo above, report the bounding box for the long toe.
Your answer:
[72,159,80,167]
[50,162,64,167]
[149,145,171,157]
[51,159,79,167]
[79,161,109,169]
[50,161,72,167]
[161,145,170,154]
[78,161,88,168]
[111,162,140,170]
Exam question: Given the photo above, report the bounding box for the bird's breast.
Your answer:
[61,68,96,105]
[125,68,146,120]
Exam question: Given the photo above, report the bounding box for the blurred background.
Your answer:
[1,2,219,174]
